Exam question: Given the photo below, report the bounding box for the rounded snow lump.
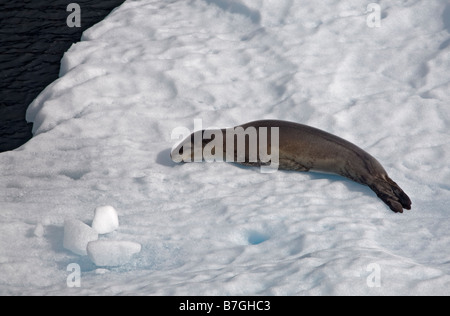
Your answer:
[91,205,119,234]
[63,219,99,256]
[87,240,141,266]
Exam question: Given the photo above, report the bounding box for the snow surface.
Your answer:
[1,0,450,295]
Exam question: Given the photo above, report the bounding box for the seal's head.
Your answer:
[170,130,205,163]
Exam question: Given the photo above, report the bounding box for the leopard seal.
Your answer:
[171,119,412,213]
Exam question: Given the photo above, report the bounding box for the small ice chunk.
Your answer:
[91,205,119,234]
[63,219,99,256]
[87,240,141,267]
[95,268,110,274]
[34,223,45,237]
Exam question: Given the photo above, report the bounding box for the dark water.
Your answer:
[0,0,125,152]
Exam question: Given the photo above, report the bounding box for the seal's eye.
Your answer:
[179,147,184,155]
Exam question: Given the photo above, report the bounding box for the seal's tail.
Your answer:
[368,176,412,213]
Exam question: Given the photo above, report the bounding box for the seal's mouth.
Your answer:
[169,146,183,158]
[170,140,191,163]
[169,146,180,161]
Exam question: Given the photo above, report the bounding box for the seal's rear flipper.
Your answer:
[369,176,412,213]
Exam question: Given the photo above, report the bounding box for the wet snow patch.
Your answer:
[247,230,270,245]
